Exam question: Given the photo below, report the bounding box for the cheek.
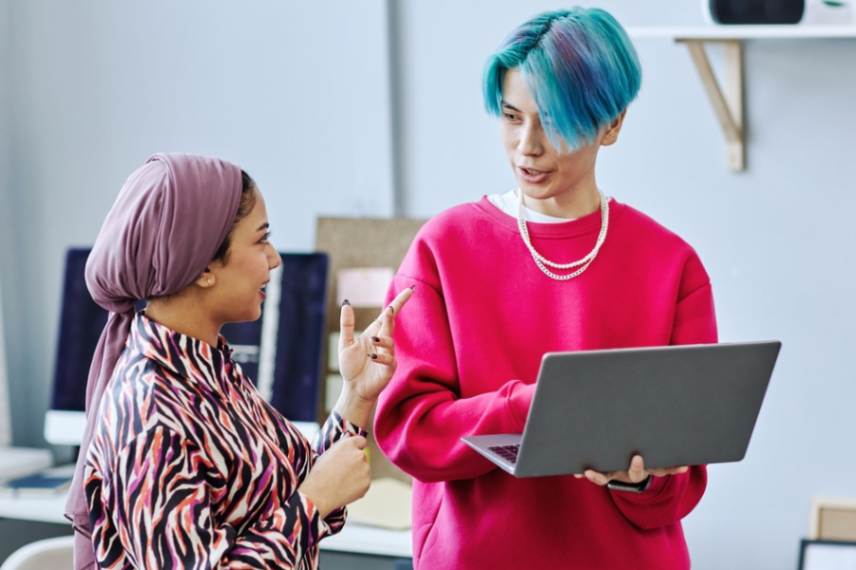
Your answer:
[500,125,517,152]
[242,254,270,282]
[553,154,588,186]
[227,252,269,288]
[256,251,275,280]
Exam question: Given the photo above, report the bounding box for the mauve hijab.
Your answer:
[65,153,243,569]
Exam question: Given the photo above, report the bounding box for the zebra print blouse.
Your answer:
[84,312,365,569]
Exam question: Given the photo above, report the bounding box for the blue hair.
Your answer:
[483,7,641,150]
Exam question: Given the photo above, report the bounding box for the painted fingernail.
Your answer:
[371,336,380,343]
[342,299,350,306]
[370,353,378,360]
[409,285,416,291]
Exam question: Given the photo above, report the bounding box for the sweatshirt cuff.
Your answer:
[506,380,536,432]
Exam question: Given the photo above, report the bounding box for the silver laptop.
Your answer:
[461,341,781,478]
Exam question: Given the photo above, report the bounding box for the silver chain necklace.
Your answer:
[516,188,610,281]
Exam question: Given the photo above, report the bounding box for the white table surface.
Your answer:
[0,447,52,480]
[0,493,412,558]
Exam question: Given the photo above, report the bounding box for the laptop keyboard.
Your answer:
[488,444,520,464]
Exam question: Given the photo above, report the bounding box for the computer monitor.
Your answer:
[260,253,328,422]
[44,248,328,446]
[44,249,108,444]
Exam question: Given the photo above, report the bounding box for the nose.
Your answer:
[269,247,282,270]
[519,120,544,157]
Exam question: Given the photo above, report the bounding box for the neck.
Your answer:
[522,175,601,219]
[145,294,221,347]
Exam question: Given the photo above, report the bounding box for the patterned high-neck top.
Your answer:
[84,312,365,569]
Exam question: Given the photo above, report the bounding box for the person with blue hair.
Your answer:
[374,7,717,569]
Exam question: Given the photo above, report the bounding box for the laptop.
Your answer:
[461,341,781,478]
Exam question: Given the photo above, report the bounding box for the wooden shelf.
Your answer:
[627,25,856,40]
[626,26,856,171]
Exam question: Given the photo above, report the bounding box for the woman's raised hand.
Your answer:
[334,287,414,426]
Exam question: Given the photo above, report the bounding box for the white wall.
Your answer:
[0,283,8,447]
[2,1,855,568]
[1,0,394,446]
[395,3,856,570]
[0,0,13,447]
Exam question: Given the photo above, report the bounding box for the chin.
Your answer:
[229,308,263,324]
[519,183,557,200]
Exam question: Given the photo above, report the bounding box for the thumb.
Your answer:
[348,435,368,450]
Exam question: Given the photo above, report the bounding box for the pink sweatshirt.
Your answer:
[374,197,718,570]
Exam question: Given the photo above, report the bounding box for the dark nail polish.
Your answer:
[371,336,380,343]
[342,299,350,306]
[370,353,378,360]
[409,285,416,291]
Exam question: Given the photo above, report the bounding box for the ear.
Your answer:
[195,267,217,289]
[600,110,627,147]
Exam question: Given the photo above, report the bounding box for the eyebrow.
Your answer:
[501,100,522,112]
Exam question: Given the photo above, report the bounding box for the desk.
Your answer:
[0,493,412,559]
[0,495,67,525]
[323,523,411,558]
[0,448,52,480]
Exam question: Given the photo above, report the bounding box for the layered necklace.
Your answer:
[515,188,610,281]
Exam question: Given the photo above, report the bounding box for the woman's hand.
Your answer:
[334,287,414,427]
[575,455,688,487]
[298,436,370,518]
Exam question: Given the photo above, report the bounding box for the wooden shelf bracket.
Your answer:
[677,39,746,171]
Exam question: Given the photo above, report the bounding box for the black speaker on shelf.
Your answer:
[709,0,805,24]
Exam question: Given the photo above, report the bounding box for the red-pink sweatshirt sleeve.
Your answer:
[374,273,535,483]
[608,252,718,530]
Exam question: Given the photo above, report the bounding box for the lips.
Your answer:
[517,166,551,184]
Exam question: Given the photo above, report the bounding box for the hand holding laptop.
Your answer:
[575,454,689,488]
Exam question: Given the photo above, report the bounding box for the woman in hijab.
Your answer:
[65,154,413,569]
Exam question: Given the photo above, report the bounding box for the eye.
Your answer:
[259,231,271,244]
[502,112,519,122]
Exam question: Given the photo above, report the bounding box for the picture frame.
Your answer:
[798,539,856,569]
[810,497,856,541]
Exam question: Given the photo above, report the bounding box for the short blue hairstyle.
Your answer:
[483,7,641,150]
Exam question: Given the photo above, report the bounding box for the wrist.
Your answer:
[334,387,375,428]
[299,485,332,519]
[607,475,652,493]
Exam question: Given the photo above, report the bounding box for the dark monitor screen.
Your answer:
[50,248,108,412]
[49,248,327,423]
[269,253,327,421]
